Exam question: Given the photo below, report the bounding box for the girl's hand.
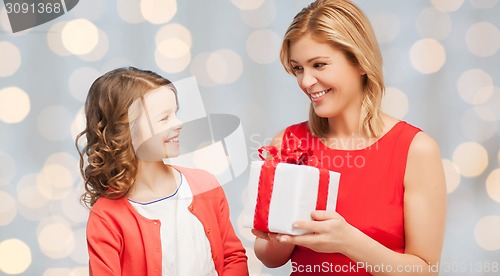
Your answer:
[251,229,281,243]
[276,210,357,254]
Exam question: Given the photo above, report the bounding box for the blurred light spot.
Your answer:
[71,0,105,21]
[102,57,133,73]
[381,47,408,81]
[460,108,496,141]
[79,29,110,62]
[69,67,100,102]
[207,49,243,84]
[474,216,500,250]
[246,29,281,64]
[154,24,192,73]
[240,0,276,28]
[141,0,176,24]
[466,22,500,57]
[474,87,500,122]
[17,174,50,221]
[452,142,488,177]
[18,174,49,209]
[157,38,190,59]
[486,169,500,203]
[0,191,16,226]
[0,151,15,187]
[61,187,88,224]
[470,0,498,8]
[193,142,229,176]
[416,8,452,40]
[370,12,400,44]
[431,0,464,12]
[69,228,88,264]
[155,50,191,74]
[0,87,30,124]
[37,106,73,141]
[70,267,89,276]
[457,69,494,104]
[0,41,21,77]
[37,217,75,259]
[381,87,408,119]
[43,268,72,276]
[0,239,31,274]
[190,53,218,87]
[244,246,264,274]
[442,159,461,193]
[231,0,265,10]
[117,0,144,23]
[47,22,71,56]
[45,152,80,180]
[409,39,446,74]
[37,164,73,200]
[62,19,99,55]
[236,209,256,242]
[156,23,192,48]
[0,6,11,32]
[71,108,86,143]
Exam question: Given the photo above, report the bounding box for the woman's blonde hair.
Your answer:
[76,67,175,207]
[280,0,384,138]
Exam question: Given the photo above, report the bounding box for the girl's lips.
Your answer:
[165,135,179,143]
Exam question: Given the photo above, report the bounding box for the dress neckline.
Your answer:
[313,121,404,152]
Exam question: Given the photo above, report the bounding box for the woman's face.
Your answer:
[289,34,366,119]
[129,85,183,161]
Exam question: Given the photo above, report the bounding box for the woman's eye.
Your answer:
[292,66,303,72]
[313,63,326,68]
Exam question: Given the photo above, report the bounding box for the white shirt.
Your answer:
[129,173,217,276]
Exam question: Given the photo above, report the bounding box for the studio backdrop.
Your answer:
[0,0,499,275]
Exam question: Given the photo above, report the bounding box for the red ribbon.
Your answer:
[253,132,330,232]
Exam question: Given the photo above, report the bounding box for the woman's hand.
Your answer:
[276,210,358,254]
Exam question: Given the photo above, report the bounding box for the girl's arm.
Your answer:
[87,212,122,275]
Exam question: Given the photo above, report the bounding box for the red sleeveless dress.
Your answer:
[284,121,421,275]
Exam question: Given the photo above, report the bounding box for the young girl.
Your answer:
[252,0,446,275]
[76,67,248,276]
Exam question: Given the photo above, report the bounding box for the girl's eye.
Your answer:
[160,116,169,122]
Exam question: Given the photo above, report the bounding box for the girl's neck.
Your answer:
[128,160,180,202]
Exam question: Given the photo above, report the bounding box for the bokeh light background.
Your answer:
[0,0,499,275]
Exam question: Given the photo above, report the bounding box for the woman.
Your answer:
[252,0,446,275]
[76,67,248,276]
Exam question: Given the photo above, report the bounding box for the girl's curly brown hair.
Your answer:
[76,67,174,207]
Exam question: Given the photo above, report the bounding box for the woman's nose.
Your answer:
[300,69,317,89]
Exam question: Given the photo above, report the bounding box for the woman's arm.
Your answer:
[277,132,447,275]
[253,129,296,268]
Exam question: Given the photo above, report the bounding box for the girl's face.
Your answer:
[129,85,183,161]
[289,34,366,119]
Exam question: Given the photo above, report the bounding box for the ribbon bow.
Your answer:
[258,131,316,166]
[252,131,330,233]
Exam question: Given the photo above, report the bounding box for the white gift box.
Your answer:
[243,160,341,235]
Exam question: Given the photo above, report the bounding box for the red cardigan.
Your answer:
[86,166,248,275]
